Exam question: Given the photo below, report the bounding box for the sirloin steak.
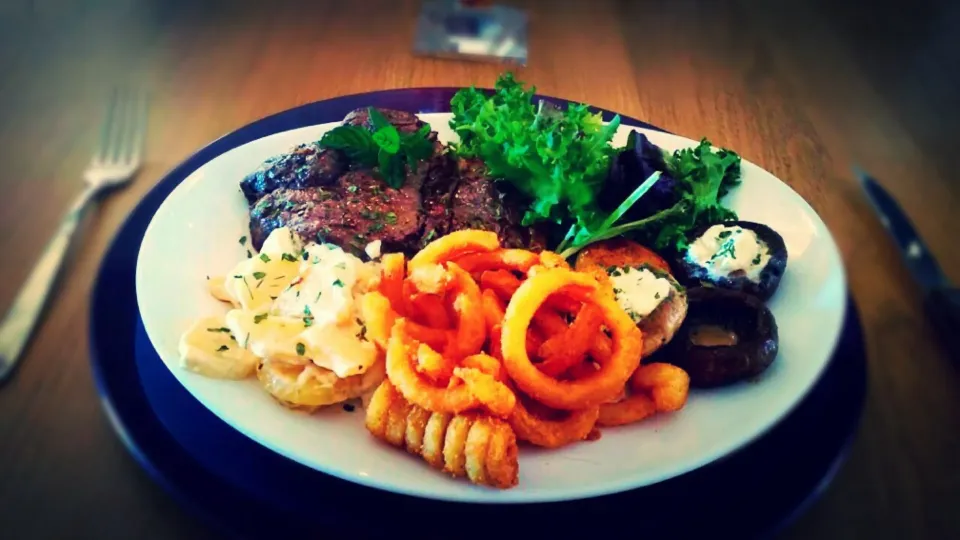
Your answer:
[249,171,422,255]
[449,158,547,250]
[239,143,346,204]
[244,107,544,256]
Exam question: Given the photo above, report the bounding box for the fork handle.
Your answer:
[0,186,99,383]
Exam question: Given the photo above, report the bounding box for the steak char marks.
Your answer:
[245,108,544,256]
[250,171,422,255]
[240,143,346,204]
[449,158,546,250]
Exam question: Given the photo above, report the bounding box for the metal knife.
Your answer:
[855,166,960,360]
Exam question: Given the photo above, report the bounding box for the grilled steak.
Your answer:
[249,171,422,256]
[239,142,346,204]
[244,108,545,256]
[449,158,547,250]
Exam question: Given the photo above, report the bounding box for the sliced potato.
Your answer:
[179,316,259,379]
[257,357,386,411]
[575,239,688,357]
[207,276,237,305]
[224,310,308,362]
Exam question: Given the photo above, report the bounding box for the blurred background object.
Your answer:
[414,0,528,64]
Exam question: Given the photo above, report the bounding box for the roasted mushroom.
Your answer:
[675,220,787,301]
[659,287,778,387]
[575,239,688,358]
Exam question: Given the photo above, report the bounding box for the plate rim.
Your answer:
[125,88,848,503]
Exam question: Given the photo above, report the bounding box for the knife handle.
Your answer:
[924,287,960,362]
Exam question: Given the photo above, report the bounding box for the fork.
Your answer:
[0,89,148,383]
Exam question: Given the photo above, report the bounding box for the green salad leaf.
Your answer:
[558,138,742,258]
[449,73,621,230]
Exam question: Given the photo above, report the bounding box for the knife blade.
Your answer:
[855,166,959,360]
[855,166,951,292]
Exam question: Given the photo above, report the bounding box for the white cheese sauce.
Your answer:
[198,228,380,380]
[609,266,672,323]
[686,224,770,282]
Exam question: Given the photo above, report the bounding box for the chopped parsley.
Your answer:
[752,253,763,265]
[347,185,359,193]
[368,222,384,233]
[335,262,347,270]
[332,279,345,288]
[315,290,323,302]
[206,327,231,333]
[296,342,306,356]
[718,230,733,239]
[259,253,271,263]
[714,240,737,260]
[384,211,398,225]
[239,236,247,245]
[281,253,298,262]
[246,250,253,258]
[252,271,267,280]
[253,313,269,324]
[216,345,229,352]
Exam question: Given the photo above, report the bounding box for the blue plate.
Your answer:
[90,88,867,539]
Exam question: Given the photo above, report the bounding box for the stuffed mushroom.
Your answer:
[575,239,688,358]
[676,221,787,301]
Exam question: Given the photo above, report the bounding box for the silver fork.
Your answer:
[0,89,148,383]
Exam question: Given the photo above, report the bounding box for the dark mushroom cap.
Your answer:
[675,220,788,301]
[658,287,779,388]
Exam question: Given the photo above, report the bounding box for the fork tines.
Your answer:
[93,88,148,167]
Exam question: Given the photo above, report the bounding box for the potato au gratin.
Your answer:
[178,227,386,410]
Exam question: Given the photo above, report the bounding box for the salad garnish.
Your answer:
[450,73,743,259]
[320,107,434,189]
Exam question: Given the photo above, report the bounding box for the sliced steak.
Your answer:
[449,158,547,250]
[243,108,546,257]
[239,142,346,204]
[249,171,422,256]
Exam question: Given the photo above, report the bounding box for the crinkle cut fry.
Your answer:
[366,381,519,489]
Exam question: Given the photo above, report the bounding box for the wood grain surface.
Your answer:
[1,0,958,538]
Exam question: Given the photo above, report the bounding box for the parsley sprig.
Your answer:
[319,107,434,189]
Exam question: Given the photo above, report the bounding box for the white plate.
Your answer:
[136,113,847,503]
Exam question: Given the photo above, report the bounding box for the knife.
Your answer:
[855,166,960,360]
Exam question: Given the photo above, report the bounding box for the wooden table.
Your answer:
[1,0,957,538]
